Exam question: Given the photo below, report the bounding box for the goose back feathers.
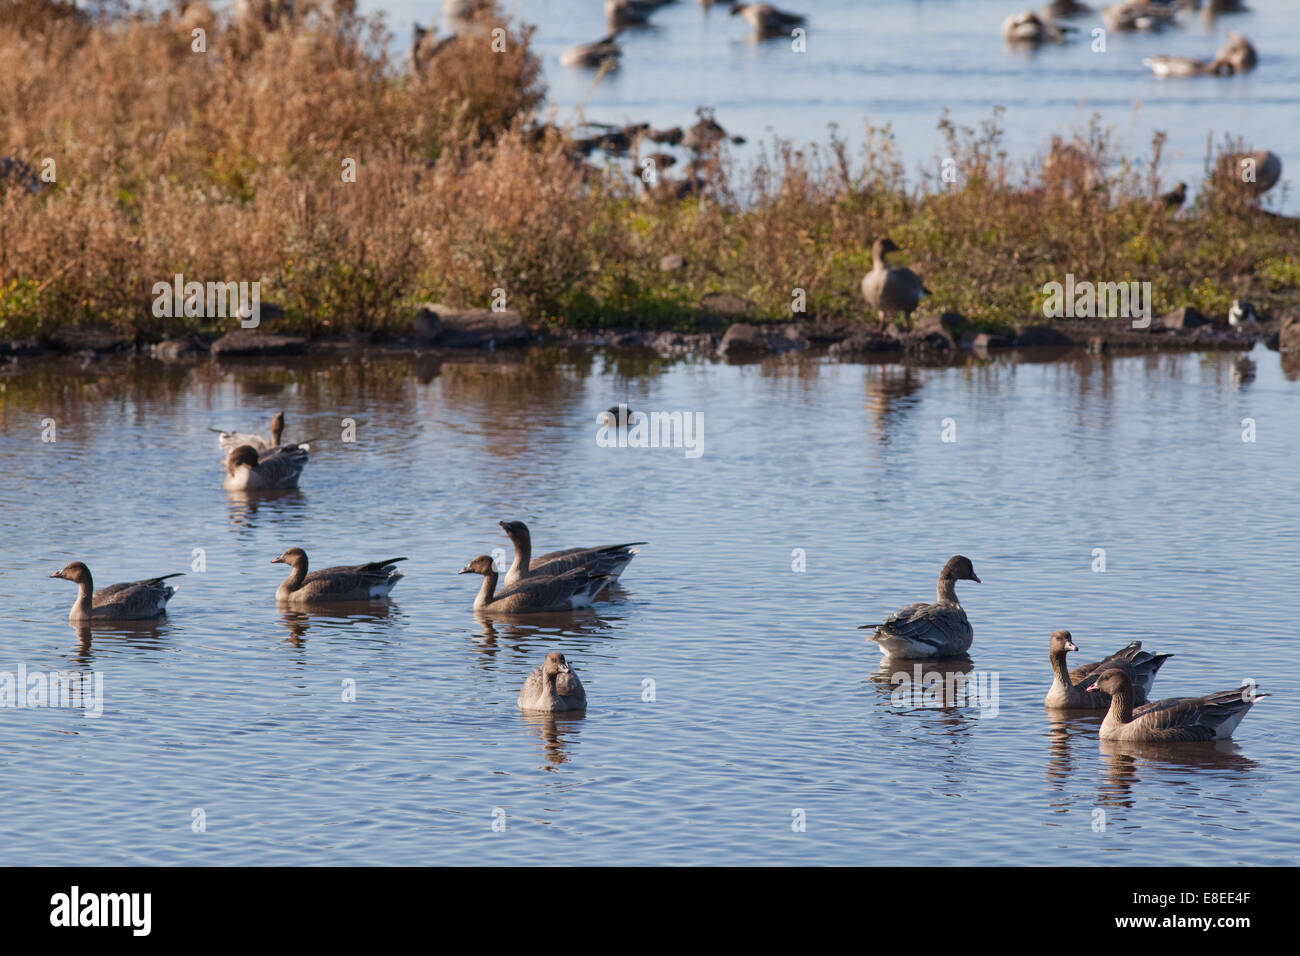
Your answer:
[51,561,181,622]
[272,548,405,603]
[499,520,644,591]
[1091,667,1267,741]
[861,555,980,658]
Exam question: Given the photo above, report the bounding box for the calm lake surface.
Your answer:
[1,345,1298,865]
[371,0,1299,211]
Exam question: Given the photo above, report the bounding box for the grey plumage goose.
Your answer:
[1042,0,1090,17]
[606,0,665,30]
[1089,667,1268,741]
[271,547,405,603]
[861,237,928,331]
[498,520,645,591]
[517,651,588,712]
[560,34,621,68]
[1002,11,1071,44]
[730,3,805,38]
[860,555,980,658]
[212,410,285,457]
[50,561,182,623]
[459,555,615,613]
[1044,630,1173,708]
[1210,30,1257,74]
[1101,2,1178,32]
[224,442,308,490]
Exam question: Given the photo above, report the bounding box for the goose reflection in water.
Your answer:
[275,601,402,648]
[225,487,308,532]
[66,618,172,666]
[1096,739,1261,811]
[467,608,621,664]
[868,657,991,737]
[518,711,585,770]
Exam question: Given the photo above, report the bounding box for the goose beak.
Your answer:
[970,573,981,583]
[271,555,283,564]
[458,565,471,574]
[1086,684,1102,693]
[560,663,571,673]
[1065,641,1078,652]
[48,570,62,578]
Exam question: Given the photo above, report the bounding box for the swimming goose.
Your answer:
[730,3,805,38]
[271,547,406,603]
[50,562,182,623]
[598,404,639,427]
[459,555,615,613]
[1210,30,1257,73]
[1002,11,1071,44]
[1042,0,1090,17]
[1089,667,1268,741]
[224,443,309,490]
[1044,630,1173,709]
[860,556,980,658]
[560,34,621,68]
[606,0,660,30]
[498,520,645,590]
[211,410,285,456]
[1101,2,1178,32]
[517,651,588,712]
[861,237,928,331]
[1143,55,1218,77]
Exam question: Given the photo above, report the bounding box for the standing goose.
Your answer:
[459,555,615,613]
[499,520,645,591]
[730,3,805,38]
[224,443,309,491]
[861,237,928,331]
[860,556,980,658]
[50,562,182,623]
[518,651,588,712]
[1044,630,1173,708]
[1089,668,1268,741]
[211,411,285,457]
[271,547,406,603]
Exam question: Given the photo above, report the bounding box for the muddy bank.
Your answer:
[4,302,1298,366]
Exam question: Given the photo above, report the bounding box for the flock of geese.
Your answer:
[859,556,1268,743]
[50,434,1268,735]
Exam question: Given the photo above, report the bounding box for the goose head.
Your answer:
[1049,629,1078,655]
[50,561,91,584]
[226,444,260,475]
[271,547,307,569]
[872,236,901,262]
[270,411,285,445]
[498,520,530,545]
[1088,667,1131,696]
[940,555,981,583]
[543,651,572,677]
[459,555,497,576]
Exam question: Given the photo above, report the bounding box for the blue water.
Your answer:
[1,346,1297,864]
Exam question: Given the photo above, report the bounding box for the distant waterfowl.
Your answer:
[860,556,980,659]
[517,651,588,712]
[598,404,638,427]
[1089,667,1268,741]
[1159,181,1187,207]
[730,3,805,39]
[50,561,182,623]
[1232,355,1257,382]
[1143,55,1219,77]
[212,410,285,456]
[1211,30,1257,73]
[1042,0,1090,17]
[224,442,309,491]
[861,237,928,331]
[606,0,660,30]
[1228,298,1258,326]
[561,34,621,68]
[459,555,616,613]
[1101,2,1178,31]
[498,520,645,590]
[1216,149,1281,197]
[271,548,405,603]
[1002,11,1071,44]
[1044,630,1173,709]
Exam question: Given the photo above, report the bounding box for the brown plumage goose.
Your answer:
[560,34,621,68]
[730,3,805,38]
[224,443,309,491]
[861,237,928,331]
[211,411,285,457]
[1210,30,1257,73]
[517,651,588,712]
[459,555,615,613]
[1101,2,1178,32]
[1044,630,1173,708]
[498,520,645,591]
[1090,667,1268,741]
[50,561,182,623]
[859,556,980,658]
[1002,11,1071,44]
[271,547,406,603]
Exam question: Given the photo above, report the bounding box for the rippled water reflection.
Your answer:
[1,344,1297,864]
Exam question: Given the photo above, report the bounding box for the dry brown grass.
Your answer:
[1,2,1296,343]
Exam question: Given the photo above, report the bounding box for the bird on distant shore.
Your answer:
[861,237,928,331]
[1158,182,1187,208]
[1228,298,1258,326]
[730,3,805,39]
